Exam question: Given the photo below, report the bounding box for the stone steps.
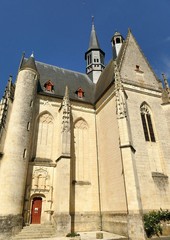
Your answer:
[12,224,56,239]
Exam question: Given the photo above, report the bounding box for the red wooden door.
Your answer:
[31,197,42,224]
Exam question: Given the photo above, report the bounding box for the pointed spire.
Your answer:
[61,86,70,134]
[85,18,105,83]
[88,16,100,50]
[20,53,38,73]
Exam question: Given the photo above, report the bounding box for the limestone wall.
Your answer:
[126,87,170,211]
[120,32,162,91]
[96,89,127,212]
[27,95,100,232]
[95,87,127,235]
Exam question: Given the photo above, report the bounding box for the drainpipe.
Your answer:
[119,136,130,239]
[94,109,102,231]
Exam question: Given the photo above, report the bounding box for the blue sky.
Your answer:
[0,0,170,98]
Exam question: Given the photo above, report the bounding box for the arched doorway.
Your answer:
[31,197,42,224]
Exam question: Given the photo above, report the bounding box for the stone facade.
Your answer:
[0,27,170,240]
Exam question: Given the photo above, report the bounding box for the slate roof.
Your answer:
[35,60,96,104]
[21,55,38,72]
[21,55,116,105]
[88,23,100,51]
[95,60,115,102]
[19,29,162,106]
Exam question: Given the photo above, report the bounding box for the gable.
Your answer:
[119,31,162,91]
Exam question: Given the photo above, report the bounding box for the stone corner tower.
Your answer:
[0,53,39,239]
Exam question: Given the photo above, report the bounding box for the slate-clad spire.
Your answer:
[88,17,100,50]
[85,17,105,84]
[20,53,38,72]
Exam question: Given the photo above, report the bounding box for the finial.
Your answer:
[8,75,12,82]
[162,73,169,90]
[92,16,94,24]
[92,16,95,30]
[30,52,34,58]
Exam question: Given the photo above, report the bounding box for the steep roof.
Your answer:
[95,60,115,102]
[34,60,95,104]
[88,22,100,51]
[20,54,38,72]
[117,29,162,90]
[19,29,162,106]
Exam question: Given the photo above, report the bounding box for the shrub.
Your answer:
[66,232,80,237]
[143,209,170,238]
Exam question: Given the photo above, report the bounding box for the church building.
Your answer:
[0,21,170,240]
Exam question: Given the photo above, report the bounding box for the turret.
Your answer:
[0,53,39,238]
[85,18,105,84]
[111,31,124,59]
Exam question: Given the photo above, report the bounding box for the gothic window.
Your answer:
[140,103,156,142]
[44,80,54,92]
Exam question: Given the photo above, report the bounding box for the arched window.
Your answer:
[140,103,156,142]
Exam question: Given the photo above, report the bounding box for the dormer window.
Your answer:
[44,80,54,92]
[75,88,84,98]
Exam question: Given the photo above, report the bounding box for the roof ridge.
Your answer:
[29,59,89,78]
[116,29,130,70]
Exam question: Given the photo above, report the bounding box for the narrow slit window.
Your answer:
[23,149,27,158]
[27,122,30,131]
[30,100,33,107]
